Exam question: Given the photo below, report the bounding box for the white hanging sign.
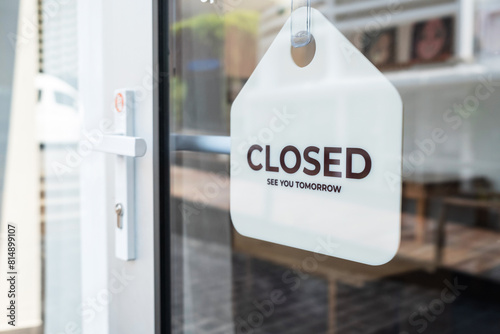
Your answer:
[230,8,403,265]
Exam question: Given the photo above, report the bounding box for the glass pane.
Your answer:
[169,0,500,333]
[0,0,81,332]
[39,0,82,332]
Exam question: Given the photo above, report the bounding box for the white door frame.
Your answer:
[78,1,161,333]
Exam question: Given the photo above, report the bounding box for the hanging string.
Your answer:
[291,0,312,48]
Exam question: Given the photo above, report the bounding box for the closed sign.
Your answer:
[230,8,403,265]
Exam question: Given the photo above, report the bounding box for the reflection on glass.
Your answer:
[38,0,82,331]
[170,1,500,333]
[0,0,82,333]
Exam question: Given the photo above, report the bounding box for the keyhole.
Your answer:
[115,203,124,229]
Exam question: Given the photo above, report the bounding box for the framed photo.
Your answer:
[411,16,454,63]
[362,28,397,69]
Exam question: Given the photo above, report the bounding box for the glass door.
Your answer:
[162,0,500,333]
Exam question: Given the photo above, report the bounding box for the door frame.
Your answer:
[79,0,160,333]
[154,0,171,333]
[153,1,235,332]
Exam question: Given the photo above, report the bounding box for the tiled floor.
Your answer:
[172,236,500,334]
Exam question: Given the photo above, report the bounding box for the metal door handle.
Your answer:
[92,89,140,261]
[94,134,147,157]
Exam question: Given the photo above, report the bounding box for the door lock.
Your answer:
[115,203,124,229]
[92,89,143,261]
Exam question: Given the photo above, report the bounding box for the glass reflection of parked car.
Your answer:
[34,73,83,334]
[35,74,81,144]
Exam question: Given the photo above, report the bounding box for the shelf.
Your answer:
[385,62,500,88]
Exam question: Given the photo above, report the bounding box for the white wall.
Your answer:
[396,68,500,189]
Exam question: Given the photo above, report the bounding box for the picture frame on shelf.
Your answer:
[362,28,397,69]
[411,16,455,64]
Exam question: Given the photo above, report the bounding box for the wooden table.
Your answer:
[171,166,500,333]
[403,174,462,242]
[435,196,500,264]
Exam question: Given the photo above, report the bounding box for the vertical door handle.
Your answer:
[91,90,143,261]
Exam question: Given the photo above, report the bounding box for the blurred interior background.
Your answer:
[0,0,500,333]
[169,0,500,333]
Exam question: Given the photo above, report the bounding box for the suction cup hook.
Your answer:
[291,0,312,48]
